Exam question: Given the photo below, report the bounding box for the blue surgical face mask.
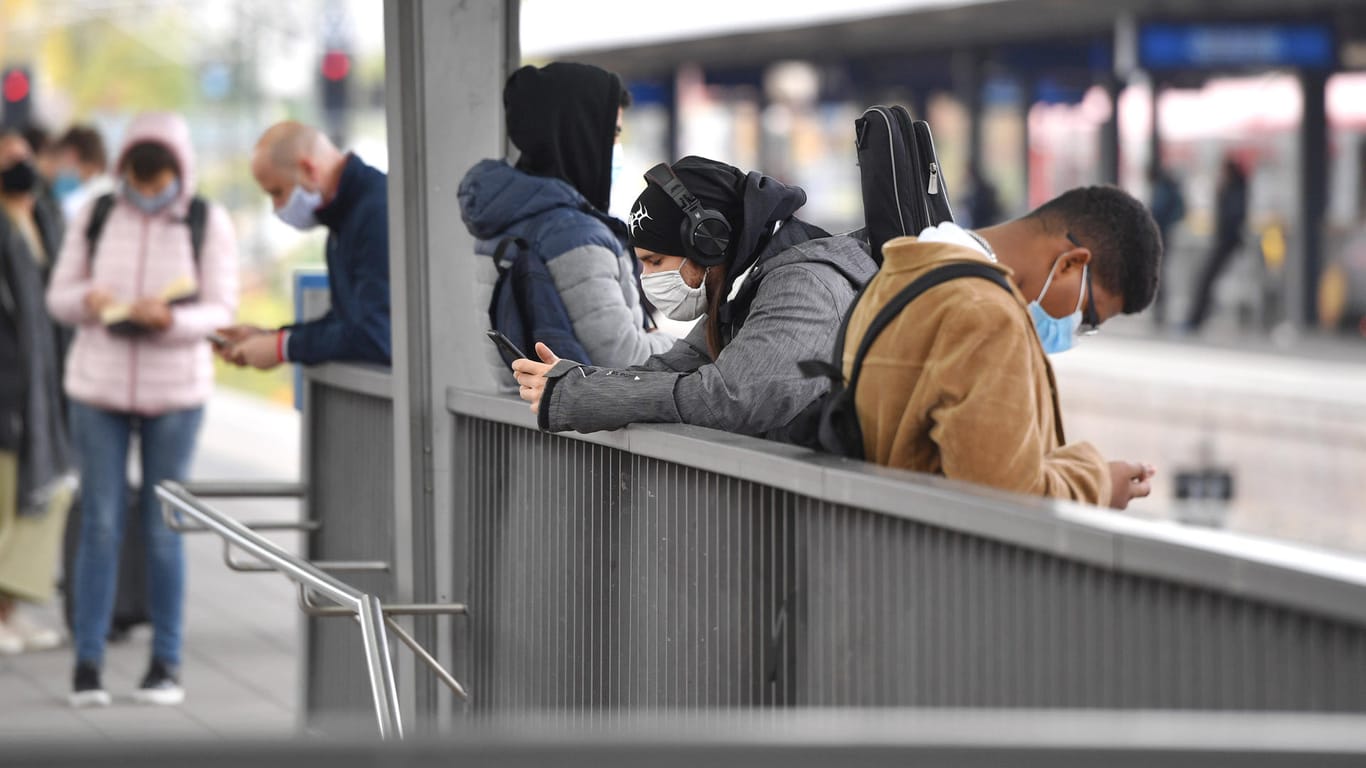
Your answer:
[610,143,624,188]
[275,183,323,230]
[123,178,180,215]
[53,170,82,200]
[1027,257,1086,355]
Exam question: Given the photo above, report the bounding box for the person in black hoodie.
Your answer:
[0,130,73,654]
[459,62,670,389]
[511,156,877,440]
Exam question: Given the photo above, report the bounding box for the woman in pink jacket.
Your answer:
[46,112,238,708]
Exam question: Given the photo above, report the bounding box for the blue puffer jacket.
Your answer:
[459,159,672,388]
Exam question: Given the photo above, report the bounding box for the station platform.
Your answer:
[0,391,303,741]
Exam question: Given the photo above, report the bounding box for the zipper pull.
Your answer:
[927,163,940,195]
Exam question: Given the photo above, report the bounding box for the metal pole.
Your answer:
[357,595,403,739]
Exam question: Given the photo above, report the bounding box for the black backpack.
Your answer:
[794,263,1013,458]
[786,105,994,457]
[856,105,954,264]
[85,192,209,270]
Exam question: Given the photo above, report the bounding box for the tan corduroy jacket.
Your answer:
[842,237,1110,506]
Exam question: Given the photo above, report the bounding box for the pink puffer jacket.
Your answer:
[46,112,239,416]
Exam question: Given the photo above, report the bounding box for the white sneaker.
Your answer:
[0,621,23,655]
[131,659,185,706]
[70,663,111,708]
[4,611,63,652]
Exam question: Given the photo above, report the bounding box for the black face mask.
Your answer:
[0,161,37,194]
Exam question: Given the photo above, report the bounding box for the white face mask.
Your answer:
[641,268,708,321]
[275,183,322,231]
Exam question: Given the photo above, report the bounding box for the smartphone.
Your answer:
[206,333,229,349]
[485,329,527,362]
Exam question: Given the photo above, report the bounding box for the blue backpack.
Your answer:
[487,234,593,368]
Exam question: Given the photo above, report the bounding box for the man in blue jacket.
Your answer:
[220,121,390,368]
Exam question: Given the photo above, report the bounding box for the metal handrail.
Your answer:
[156,481,457,739]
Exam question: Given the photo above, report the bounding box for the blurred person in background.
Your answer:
[965,163,1003,229]
[1148,163,1186,327]
[46,112,239,708]
[1183,155,1248,333]
[459,62,672,390]
[219,121,389,369]
[511,155,876,440]
[0,131,75,655]
[52,126,113,224]
[23,125,65,234]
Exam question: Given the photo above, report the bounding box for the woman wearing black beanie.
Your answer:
[512,156,877,440]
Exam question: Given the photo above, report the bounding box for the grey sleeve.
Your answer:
[636,320,711,373]
[541,359,682,433]
[543,263,851,437]
[667,263,847,435]
[546,244,675,368]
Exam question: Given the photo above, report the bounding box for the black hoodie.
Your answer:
[504,62,624,214]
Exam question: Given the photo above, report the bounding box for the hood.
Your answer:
[459,158,598,241]
[504,62,622,213]
[759,223,875,285]
[114,112,197,206]
[881,235,1023,303]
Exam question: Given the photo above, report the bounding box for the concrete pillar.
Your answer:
[1099,75,1122,186]
[1296,70,1329,331]
[384,0,517,728]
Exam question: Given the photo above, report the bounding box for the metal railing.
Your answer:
[446,389,1366,712]
[10,709,1366,765]
[156,481,468,739]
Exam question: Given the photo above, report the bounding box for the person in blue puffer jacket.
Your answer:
[459,62,673,390]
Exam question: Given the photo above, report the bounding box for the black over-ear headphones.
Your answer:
[643,162,732,266]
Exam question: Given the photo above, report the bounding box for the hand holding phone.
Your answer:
[486,329,527,362]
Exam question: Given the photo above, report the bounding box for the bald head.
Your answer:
[251,121,344,210]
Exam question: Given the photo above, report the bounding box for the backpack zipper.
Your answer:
[927,163,941,196]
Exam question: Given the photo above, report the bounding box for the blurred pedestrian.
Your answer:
[218,121,389,369]
[1148,163,1186,327]
[965,163,1002,228]
[1183,155,1248,332]
[51,126,113,224]
[46,112,239,707]
[0,131,75,655]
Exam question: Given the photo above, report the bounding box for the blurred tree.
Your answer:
[26,5,196,119]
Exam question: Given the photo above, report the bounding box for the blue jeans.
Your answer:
[70,401,203,667]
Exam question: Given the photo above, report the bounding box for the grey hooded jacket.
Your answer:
[539,225,876,439]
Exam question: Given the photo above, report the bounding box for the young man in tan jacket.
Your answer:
[845,185,1161,509]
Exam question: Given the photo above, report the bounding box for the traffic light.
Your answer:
[2,66,32,129]
[320,50,350,113]
[319,50,350,146]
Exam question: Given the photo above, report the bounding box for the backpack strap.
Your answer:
[842,262,1013,397]
[493,236,528,276]
[186,196,208,266]
[84,194,209,273]
[83,193,117,272]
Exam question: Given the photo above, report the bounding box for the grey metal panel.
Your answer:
[12,710,1366,765]
[446,388,1366,627]
[306,381,396,722]
[449,407,1366,713]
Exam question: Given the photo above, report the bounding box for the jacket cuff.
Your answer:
[538,359,586,431]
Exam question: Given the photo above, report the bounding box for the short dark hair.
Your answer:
[1028,185,1161,315]
[120,140,179,183]
[21,124,49,154]
[619,82,633,109]
[57,125,107,171]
